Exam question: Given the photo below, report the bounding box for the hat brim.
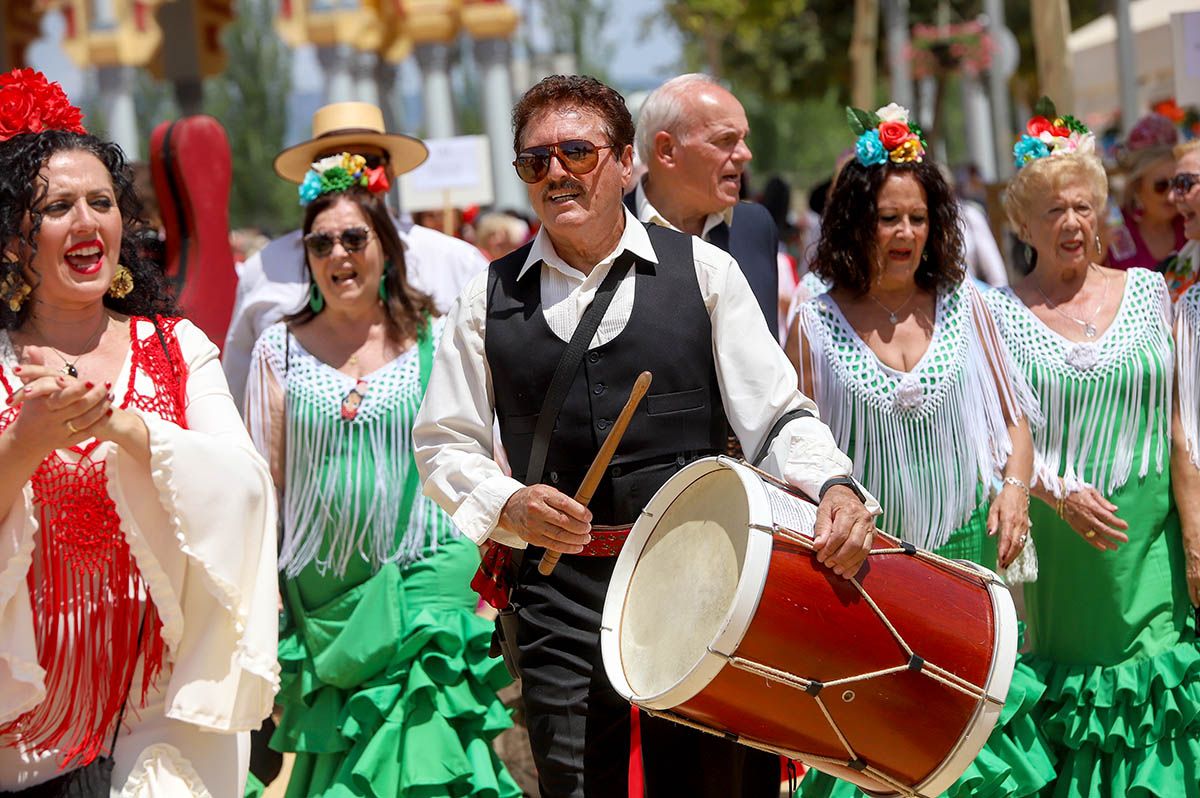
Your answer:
[273,132,429,183]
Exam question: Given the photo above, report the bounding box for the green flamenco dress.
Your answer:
[245,319,520,798]
[794,281,1056,798]
[987,269,1200,797]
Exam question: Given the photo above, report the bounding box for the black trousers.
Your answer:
[509,551,779,798]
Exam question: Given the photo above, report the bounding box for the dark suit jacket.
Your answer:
[624,193,780,338]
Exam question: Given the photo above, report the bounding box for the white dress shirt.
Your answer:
[960,200,1009,287]
[413,207,877,548]
[633,178,733,239]
[222,218,489,410]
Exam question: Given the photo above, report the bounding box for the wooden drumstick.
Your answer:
[538,371,653,576]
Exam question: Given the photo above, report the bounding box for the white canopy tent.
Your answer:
[1069,0,1200,126]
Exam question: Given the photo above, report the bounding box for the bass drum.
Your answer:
[600,456,1016,797]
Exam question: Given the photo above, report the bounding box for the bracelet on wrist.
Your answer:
[819,476,866,504]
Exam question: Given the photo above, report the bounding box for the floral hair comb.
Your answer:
[848,103,927,167]
[299,152,390,206]
[1013,97,1094,169]
[0,69,87,142]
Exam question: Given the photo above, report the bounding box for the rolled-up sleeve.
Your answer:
[413,273,528,547]
[698,239,879,513]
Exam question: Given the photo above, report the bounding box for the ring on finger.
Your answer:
[1085,529,1097,539]
[66,420,78,434]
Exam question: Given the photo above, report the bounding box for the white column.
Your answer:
[960,73,997,181]
[317,44,357,104]
[96,66,139,157]
[415,42,456,139]
[1114,0,1139,135]
[353,49,381,107]
[475,37,524,209]
[883,0,914,110]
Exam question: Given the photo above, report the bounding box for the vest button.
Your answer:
[610,465,622,477]
[593,383,605,395]
[597,418,611,430]
[587,351,601,363]
[676,455,687,466]
[549,471,559,483]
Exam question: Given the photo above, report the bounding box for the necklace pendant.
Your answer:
[1084,323,1097,338]
[62,364,78,378]
[888,312,899,324]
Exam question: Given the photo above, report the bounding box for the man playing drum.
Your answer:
[413,75,879,798]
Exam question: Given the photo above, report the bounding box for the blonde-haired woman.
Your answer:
[1161,139,1200,300]
[986,104,1200,796]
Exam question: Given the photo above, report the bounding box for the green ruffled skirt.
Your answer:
[798,502,1057,798]
[271,537,521,798]
[1023,469,1200,798]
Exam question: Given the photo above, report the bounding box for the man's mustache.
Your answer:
[542,178,585,201]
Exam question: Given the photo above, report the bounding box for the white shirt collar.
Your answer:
[518,207,659,280]
[633,176,734,239]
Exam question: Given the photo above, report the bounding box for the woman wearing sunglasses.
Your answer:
[986,107,1200,796]
[243,155,520,798]
[1162,140,1200,302]
[1107,114,1187,279]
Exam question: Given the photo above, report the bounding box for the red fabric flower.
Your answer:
[1026,116,1053,137]
[878,120,911,150]
[0,68,86,142]
[365,165,390,194]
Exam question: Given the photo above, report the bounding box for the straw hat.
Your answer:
[273,101,429,183]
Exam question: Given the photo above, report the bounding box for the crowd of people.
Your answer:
[0,60,1199,798]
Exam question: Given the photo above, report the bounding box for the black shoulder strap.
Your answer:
[751,407,815,467]
[525,249,638,485]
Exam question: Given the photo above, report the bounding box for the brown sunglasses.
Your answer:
[512,139,614,184]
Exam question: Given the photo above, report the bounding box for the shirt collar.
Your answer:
[634,176,734,238]
[518,206,658,280]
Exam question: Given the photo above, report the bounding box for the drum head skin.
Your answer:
[601,457,774,708]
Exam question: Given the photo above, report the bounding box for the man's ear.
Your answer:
[653,130,676,167]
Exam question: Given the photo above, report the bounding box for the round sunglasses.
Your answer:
[303,226,372,258]
[1168,173,1200,197]
[512,139,615,184]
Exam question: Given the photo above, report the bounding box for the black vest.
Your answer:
[485,223,728,526]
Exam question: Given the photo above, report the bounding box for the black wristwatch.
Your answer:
[819,476,867,504]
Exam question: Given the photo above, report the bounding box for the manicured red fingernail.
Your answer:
[85,381,94,389]
[12,366,20,373]
[106,408,113,417]
[4,395,11,405]
[105,381,112,388]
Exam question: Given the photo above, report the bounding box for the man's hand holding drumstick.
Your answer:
[499,485,593,554]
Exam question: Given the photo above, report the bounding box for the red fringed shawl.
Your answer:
[0,317,187,767]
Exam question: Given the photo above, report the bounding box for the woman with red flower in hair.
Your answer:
[0,69,278,795]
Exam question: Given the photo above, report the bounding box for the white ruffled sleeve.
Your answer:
[111,319,279,732]
[0,484,42,724]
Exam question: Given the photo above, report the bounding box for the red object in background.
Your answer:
[150,116,237,352]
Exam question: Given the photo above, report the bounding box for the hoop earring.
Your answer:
[1094,234,1103,258]
[0,270,31,312]
[309,282,325,313]
[107,263,134,298]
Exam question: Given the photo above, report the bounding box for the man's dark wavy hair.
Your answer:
[512,75,635,153]
[813,158,965,296]
[0,129,177,330]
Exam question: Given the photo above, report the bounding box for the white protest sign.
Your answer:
[399,135,494,213]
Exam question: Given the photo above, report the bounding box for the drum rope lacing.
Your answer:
[715,463,1004,797]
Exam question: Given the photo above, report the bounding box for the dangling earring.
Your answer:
[309,282,325,313]
[1023,243,1034,264]
[379,260,391,302]
[1094,234,1103,258]
[0,269,31,312]
[107,263,134,298]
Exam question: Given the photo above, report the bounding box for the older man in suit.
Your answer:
[628,74,781,339]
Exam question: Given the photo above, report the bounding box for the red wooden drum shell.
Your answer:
[600,457,1017,797]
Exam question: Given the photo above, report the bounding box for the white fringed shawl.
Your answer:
[796,281,1039,551]
[984,268,1174,497]
[244,319,454,579]
[1176,283,1200,470]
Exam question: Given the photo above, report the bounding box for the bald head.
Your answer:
[636,74,752,220]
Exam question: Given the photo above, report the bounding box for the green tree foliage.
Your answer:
[203,0,296,234]
[537,0,613,79]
